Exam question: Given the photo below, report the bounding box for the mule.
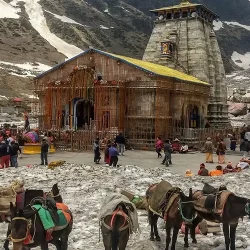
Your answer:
[101,203,130,250]
[146,181,195,250]
[186,184,250,250]
[2,183,63,250]
[10,201,73,250]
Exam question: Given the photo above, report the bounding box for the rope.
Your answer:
[178,200,195,223]
[101,207,130,233]
[110,207,127,229]
[31,207,37,243]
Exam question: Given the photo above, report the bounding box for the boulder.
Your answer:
[228,102,247,116]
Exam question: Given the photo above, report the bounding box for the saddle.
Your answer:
[193,184,232,215]
[147,180,180,217]
[202,183,227,195]
[201,183,228,211]
[30,196,59,224]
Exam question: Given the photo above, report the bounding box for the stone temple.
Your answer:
[143,0,229,127]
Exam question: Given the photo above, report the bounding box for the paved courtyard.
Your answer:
[16,149,243,175]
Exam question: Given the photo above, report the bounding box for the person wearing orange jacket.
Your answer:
[209,165,223,176]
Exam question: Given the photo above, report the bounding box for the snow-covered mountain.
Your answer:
[0,0,250,98]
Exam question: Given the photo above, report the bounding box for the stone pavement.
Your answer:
[16,150,244,175]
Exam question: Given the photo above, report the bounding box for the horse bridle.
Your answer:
[47,190,61,198]
[178,200,195,223]
[10,217,32,243]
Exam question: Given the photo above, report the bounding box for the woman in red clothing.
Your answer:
[155,136,163,158]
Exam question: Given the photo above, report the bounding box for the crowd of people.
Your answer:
[93,133,126,167]
[185,160,248,177]
[0,133,23,168]
[155,136,189,166]
[0,129,53,168]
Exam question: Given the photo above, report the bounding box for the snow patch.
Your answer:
[213,20,223,31]
[234,75,249,80]
[0,61,51,72]
[104,8,109,13]
[22,93,39,99]
[224,21,250,32]
[0,95,8,100]
[0,0,20,19]
[44,10,86,27]
[232,51,250,70]
[226,72,237,78]
[0,61,51,77]
[19,0,82,58]
[100,24,109,30]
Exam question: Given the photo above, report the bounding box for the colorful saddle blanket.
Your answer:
[32,203,71,231]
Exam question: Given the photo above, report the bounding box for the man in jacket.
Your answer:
[10,141,21,168]
[115,133,126,155]
[109,144,119,167]
[240,139,250,159]
[41,139,49,165]
[204,137,214,163]
[161,139,172,166]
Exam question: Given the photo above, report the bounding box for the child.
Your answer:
[93,139,101,164]
[41,139,49,165]
[185,169,193,177]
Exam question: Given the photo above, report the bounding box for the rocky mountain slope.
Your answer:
[0,0,250,99]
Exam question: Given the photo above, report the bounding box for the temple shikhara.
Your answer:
[34,0,228,148]
[143,0,228,127]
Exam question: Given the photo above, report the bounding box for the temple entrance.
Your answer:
[188,105,200,128]
[74,99,94,129]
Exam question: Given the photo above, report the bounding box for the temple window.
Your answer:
[166,13,172,19]
[174,12,180,19]
[161,41,175,57]
[182,11,188,18]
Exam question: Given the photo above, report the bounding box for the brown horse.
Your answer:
[2,183,63,250]
[147,181,195,250]
[185,184,250,250]
[101,203,131,250]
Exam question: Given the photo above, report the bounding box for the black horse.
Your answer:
[147,183,195,250]
[185,184,250,250]
[2,183,63,250]
[10,200,73,250]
